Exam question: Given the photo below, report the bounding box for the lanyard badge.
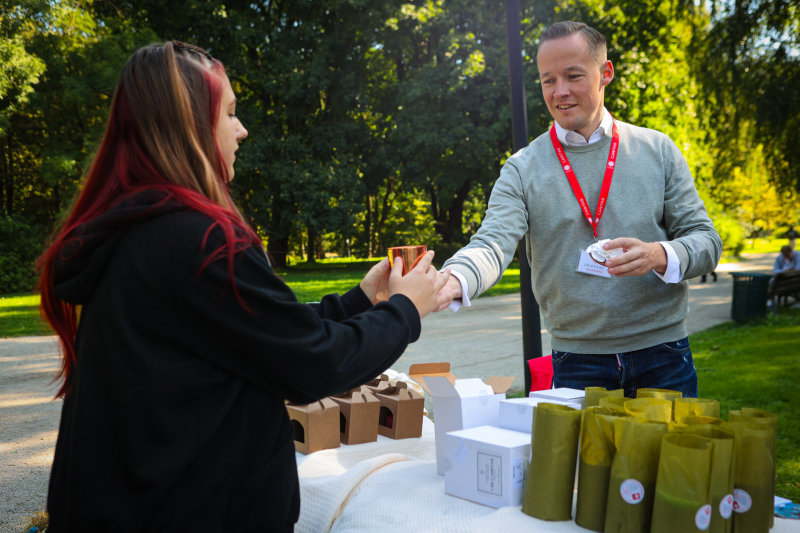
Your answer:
[550,121,620,277]
[549,120,620,239]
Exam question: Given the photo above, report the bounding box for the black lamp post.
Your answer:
[504,0,543,393]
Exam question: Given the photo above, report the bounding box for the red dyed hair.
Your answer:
[37,42,260,398]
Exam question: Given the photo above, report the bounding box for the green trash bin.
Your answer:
[730,272,771,322]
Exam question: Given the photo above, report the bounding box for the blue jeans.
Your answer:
[552,337,698,398]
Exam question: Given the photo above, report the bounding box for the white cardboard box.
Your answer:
[498,397,582,434]
[409,363,514,475]
[529,387,586,409]
[444,425,531,508]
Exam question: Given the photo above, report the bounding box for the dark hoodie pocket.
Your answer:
[229,438,299,532]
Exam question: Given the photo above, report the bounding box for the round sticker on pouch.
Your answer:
[733,488,752,513]
[719,493,734,518]
[620,479,645,504]
[695,504,712,530]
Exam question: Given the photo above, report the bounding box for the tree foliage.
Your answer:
[694,0,800,212]
[1,0,798,291]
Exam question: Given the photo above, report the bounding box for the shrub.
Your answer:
[0,215,44,294]
[712,213,746,257]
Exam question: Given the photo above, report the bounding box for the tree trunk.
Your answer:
[267,194,291,268]
[434,179,472,244]
[1,136,12,215]
[365,193,373,257]
[267,236,290,269]
[374,177,394,254]
[307,227,317,263]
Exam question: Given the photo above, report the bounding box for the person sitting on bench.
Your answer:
[774,245,800,274]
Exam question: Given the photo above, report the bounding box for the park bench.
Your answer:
[768,269,800,310]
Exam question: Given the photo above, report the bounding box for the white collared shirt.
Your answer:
[554,108,615,146]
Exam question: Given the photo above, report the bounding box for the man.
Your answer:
[770,245,800,306]
[783,226,798,250]
[438,21,721,397]
[773,245,800,274]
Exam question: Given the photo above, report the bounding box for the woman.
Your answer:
[38,41,449,531]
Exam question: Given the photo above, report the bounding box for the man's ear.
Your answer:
[600,60,614,88]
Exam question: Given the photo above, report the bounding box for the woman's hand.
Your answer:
[359,258,391,305]
[388,251,451,319]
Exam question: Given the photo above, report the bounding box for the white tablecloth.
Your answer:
[295,417,799,532]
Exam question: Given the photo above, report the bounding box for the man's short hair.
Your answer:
[538,21,607,64]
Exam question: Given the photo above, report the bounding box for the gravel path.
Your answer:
[1,336,61,532]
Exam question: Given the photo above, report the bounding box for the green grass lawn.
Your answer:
[692,310,800,502]
[3,258,798,502]
[740,237,791,255]
[0,294,52,337]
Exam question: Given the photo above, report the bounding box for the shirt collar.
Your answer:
[555,108,613,146]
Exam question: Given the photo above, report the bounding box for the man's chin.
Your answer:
[553,116,580,131]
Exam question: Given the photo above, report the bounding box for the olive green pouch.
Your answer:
[521,402,582,521]
[678,423,736,533]
[575,406,626,531]
[650,433,714,533]
[725,408,777,533]
[599,395,629,414]
[636,388,683,401]
[674,397,721,423]
[682,415,724,426]
[604,417,668,533]
[624,397,673,423]
[585,386,625,408]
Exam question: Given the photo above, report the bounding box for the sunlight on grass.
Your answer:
[481,267,521,297]
[0,294,51,337]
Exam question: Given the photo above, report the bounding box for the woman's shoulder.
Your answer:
[121,210,236,268]
[132,209,217,242]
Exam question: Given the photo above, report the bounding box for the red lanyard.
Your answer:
[549,121,619,239]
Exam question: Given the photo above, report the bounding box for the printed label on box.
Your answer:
[477,452,502,496]
[512,458,527,488]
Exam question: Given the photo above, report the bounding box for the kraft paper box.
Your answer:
[286,398,340,455]
[374,381,425,439]
[529,387,586,409]
[499,396,583,434]
[330,386,380,445]
[364,373,391,394]
[444,425,531,508]
[409,362,515,475]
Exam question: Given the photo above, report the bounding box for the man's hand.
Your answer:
[388,251,452,319]
[434,276,463,312]
[603,238,668,277]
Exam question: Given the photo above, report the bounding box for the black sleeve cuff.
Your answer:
[387,294,421,343]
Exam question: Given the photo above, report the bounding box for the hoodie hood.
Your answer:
[53,190,188,305]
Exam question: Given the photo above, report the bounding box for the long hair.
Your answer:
[37,42,260,398]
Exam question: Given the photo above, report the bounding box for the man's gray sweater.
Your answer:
[443,120,722,353]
